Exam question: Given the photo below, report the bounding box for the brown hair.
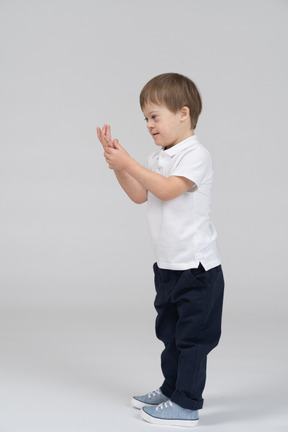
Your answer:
[139,73,202,129]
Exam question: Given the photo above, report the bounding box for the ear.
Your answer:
[180,106,190,122]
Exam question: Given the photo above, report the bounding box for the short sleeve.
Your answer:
[171,147,212,187]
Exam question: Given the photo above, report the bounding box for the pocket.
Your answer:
[187,265,207,288]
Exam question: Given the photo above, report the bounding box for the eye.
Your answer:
[152,115,157,120]
[144,117,148,122]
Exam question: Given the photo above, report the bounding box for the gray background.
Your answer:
[0,0,287,431]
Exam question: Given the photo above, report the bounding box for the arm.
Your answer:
[124,158,194,201]
[113,169,147,204]
[97,125,147,204]
[103,139,194,201]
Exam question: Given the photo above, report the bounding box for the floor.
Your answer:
[0,308,287,432]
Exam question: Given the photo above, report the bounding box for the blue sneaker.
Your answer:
[141,400,199,427]
[131,388,169,409]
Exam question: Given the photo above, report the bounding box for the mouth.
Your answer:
[152,133,159,138]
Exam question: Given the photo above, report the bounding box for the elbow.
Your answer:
[161,195,172,202]
[131,192,147,204]
[158,192,175,201]
[133,197,147,204]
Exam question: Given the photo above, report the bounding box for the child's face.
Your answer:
[143,102,192,149]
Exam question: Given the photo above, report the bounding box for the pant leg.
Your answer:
[153,263,224,410]
[171,264,225,410]
[153,263,182,398]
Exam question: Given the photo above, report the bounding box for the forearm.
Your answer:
[124,158,184,201]
[114,169,147,204]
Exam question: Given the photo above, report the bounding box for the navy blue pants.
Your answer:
[153,262,224,411]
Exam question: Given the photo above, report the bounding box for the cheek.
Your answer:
[164,124,175,135]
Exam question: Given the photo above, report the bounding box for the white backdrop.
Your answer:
[1,0,287,316]
[0,1,288,430]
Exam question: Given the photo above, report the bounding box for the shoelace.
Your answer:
[148,389,162,399]
[156,401,173,411]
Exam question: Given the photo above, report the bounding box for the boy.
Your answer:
[97,73,224,428]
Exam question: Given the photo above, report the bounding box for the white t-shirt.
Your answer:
[146,135,221,271]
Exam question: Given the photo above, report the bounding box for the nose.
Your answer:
[146,119,154,130]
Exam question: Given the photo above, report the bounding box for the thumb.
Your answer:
[112,139,121,149]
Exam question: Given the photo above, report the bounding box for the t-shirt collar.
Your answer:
[162,135,199,157]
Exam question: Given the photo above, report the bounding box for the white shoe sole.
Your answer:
[141,408,199,428]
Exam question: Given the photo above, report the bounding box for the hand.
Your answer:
[96,124,115,149]
[104,139,131,171]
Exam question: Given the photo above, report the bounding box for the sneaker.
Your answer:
[131,388,169,409]
[141,400,199,427]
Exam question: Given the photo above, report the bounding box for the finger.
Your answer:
[101,126,112,147]
[104,135,113,146]
[103,124,110,141]
[97,127,106,147]
[113,139,120,149]
[106,125,111,142]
